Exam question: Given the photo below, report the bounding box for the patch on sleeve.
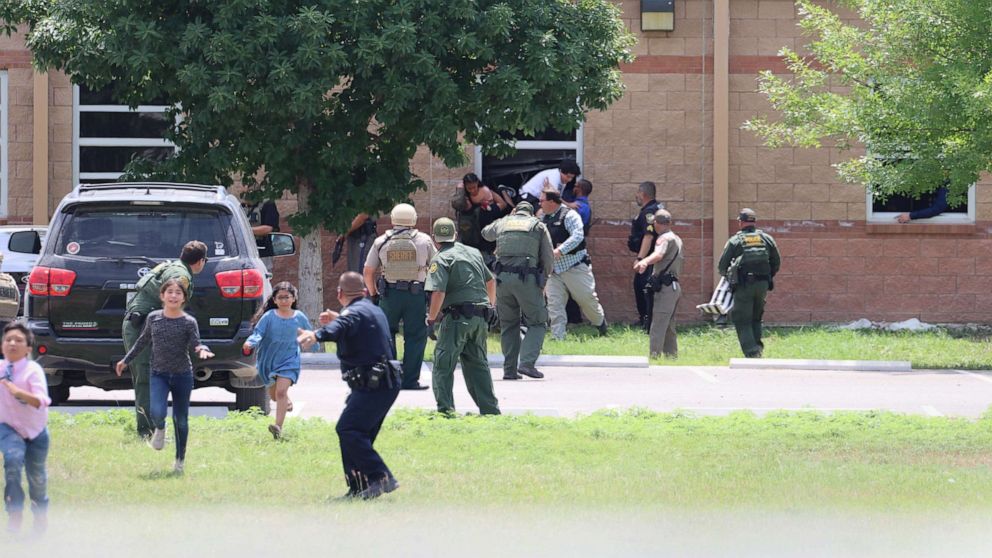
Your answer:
[340,309,352,317]
[429,262,438,274]
[179,277,191,291]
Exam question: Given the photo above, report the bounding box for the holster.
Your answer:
[343,359,402,390]
[126,311,146,327]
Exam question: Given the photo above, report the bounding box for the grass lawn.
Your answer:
[48,409,992,510]
[328,324,992,369]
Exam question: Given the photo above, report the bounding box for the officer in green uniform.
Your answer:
[425,218,500,415]
[122,240,208,437]
[364,203,437,390]
[717,209,781,358]
[481,201,554,380]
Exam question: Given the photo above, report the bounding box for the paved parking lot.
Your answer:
[53,364,992,419]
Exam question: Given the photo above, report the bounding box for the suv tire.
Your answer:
[234,386,271,414]
[49,384,70,406]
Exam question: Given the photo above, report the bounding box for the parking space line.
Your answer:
[922,405,944,417]
[689,368,719,384]
[955,370,992,385]
[287,401,305,417]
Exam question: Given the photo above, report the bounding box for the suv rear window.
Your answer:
[54,206,240,259]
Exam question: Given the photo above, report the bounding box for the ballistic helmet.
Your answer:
[739,208,757,222]
[515,201,535,215]
[390,203,418,227]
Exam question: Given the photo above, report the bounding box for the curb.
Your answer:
[301,353,649,369]
[728,358,912,372]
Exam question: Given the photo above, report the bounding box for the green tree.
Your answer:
[742,0,992,208]
[2,0,633,316]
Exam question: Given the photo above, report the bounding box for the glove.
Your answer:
[427,317,438,341]
[486,306,500,330]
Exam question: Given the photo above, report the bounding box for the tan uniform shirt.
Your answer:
[653,230,684,279]
[364,228,438,283]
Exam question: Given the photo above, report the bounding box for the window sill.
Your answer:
[866,223,976,235]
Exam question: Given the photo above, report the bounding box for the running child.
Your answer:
[116,278,213,475]
[244,282,313,439]
[0,322,51,534]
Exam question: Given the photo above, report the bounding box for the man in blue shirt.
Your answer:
[896,185,950,223]
[297,272,400,500]
[571,179,593,231]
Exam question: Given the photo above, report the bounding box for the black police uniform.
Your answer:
[629,199,660,329]
[314,297,400,497]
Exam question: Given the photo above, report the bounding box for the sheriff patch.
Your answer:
[429,263,439,274]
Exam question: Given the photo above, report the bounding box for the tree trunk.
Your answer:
[295,179,325,324]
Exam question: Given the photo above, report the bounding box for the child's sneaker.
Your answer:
[173,459,184,475]
[150,428,165,451]
[268,423,282,440]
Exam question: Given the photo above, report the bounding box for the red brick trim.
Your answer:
[622,55,791,74]
[0,50,32,69]
[866,223,977,236]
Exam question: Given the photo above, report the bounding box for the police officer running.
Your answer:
[718,208,781,358]
[363,203,437,390]
[425,218,501,416]
[633,210,683,358]
[297,272,401,500]
[122,240,208,438]
[539,188,608,340]
[481,201,554,380]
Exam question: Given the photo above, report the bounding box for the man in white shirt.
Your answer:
[518,159,581,205]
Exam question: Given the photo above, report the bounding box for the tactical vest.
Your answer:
[543,208,586,254]
[495,214,542,261]
[737,230,772,276]
[457,208,482,249]
[381,230,423,282]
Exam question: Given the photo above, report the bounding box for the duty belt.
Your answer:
[743,273,770,283]
[493,261,544,285]
[440,303,492,321]
[385,280,424,293]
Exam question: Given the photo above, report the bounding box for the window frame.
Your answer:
[866,184,975,224]
[72,85,177,185]
[473,123,584,181]
[0,71,8,217]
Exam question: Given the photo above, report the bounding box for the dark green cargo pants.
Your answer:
[432,314,500,415]
[495,273,548,375]
[730,280,769,358]
[379,286,428,388]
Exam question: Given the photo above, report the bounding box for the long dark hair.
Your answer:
[252,281,298,325]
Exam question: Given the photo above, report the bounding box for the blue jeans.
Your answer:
[149,371,193,461]
[0,423,49,513]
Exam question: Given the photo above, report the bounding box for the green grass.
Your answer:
[328,324,992,369]
[47,409,992,510]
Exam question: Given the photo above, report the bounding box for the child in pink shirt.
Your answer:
[0,322,51,534]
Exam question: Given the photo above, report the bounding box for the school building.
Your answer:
[3,0,990,324]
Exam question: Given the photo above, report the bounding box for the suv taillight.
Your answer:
[28,266,77,297]
[215,269,265,298]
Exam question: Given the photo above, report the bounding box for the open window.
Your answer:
[475,125,583,190]
[865,156,975,224]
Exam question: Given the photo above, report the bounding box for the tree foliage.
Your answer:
[2,0,634,233]
[742,0,992,205]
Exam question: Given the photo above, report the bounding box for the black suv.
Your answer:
[26,183,295,411]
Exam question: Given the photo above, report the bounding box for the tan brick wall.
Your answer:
[6,3,992,325]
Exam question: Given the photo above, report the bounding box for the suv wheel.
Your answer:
[49,384,70,406]
[234,386,271,414]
